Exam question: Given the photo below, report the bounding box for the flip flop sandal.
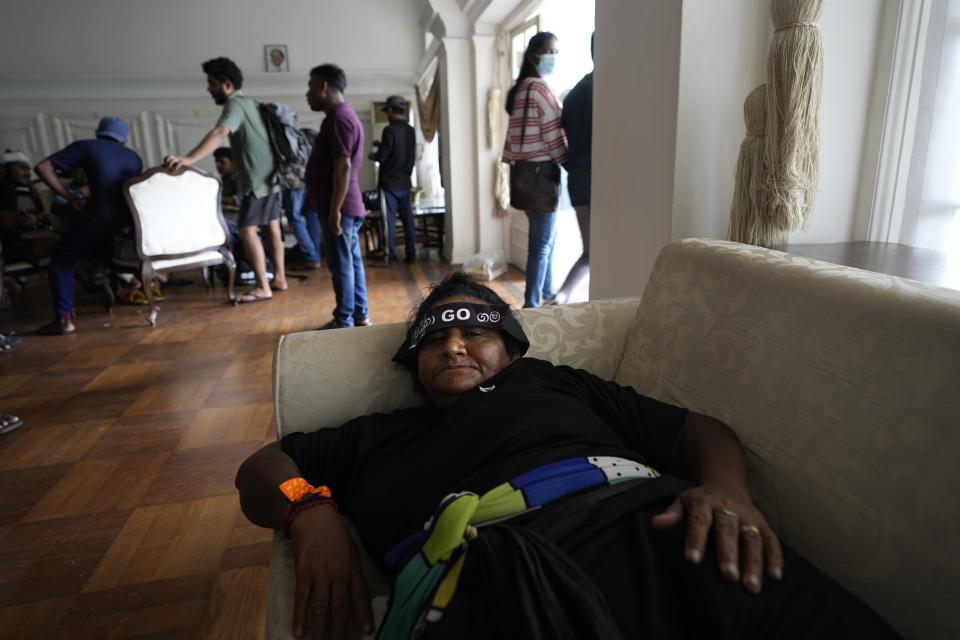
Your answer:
[149,286,165,301]
[237,292,272,304]
[118,289,148,306]
[0,415,24,435]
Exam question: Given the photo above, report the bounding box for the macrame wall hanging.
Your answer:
[729,85,770,246]
[729,0,824,248]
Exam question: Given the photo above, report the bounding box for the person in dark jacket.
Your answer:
[371,96,417,264]
[553,33,594,305]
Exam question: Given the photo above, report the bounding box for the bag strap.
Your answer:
[518,80,534,156]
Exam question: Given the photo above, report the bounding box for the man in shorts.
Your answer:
[164,57,287,302]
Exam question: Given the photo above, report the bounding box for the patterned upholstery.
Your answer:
[268,238,959,639]
[273,297,642,438]
[616,238,960,639]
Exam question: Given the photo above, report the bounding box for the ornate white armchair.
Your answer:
[122,166,236,326]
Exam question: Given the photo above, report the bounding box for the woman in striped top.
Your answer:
[502,32,568,308]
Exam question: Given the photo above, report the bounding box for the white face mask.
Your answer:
[536,53,557,77]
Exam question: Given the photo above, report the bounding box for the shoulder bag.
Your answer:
[509,82,561,213]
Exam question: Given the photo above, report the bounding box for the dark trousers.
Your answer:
[425,478,901,639]
[382,188,416,262]
[49,220,111,316]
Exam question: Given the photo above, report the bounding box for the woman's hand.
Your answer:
[289,506,374,640]
[651,482,783,594]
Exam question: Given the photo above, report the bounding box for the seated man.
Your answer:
[214,146,242,253]
[0,150,57,265]
[236,273,900,639]
[213,146,242,214]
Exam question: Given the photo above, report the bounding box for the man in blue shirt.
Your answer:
[34,117,143,335]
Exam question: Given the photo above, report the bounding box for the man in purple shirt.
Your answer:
[304,63,370,328]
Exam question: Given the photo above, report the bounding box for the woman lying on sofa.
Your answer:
[236,273,899,640]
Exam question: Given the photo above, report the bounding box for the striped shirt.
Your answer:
[501,77,568,164]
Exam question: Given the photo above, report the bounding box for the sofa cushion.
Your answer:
[616,238,960,639]
[273,297,641,438]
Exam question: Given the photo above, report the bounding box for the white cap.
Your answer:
[0,150,30,166]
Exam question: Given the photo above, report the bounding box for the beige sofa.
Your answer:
[267,238,960,639]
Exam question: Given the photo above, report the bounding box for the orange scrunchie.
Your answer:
[278,478,332,503]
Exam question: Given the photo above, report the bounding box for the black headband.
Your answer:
[392,302,529,364]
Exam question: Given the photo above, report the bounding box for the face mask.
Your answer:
[536,53,557,77]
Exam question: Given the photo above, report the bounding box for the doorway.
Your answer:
[505,0,595,303]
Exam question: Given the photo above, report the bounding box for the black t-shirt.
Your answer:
[374,121,416,191]
[281,358,688,561]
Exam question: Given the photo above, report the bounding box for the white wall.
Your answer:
[672,0,770,241]
[0,0,422,76]
[673,0,889,245]
[0,0,423,183]
[591,0,682,300]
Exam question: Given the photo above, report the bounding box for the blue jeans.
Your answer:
[287,187,321,264]
[321,215,369,326]
[524,211,557,307]
[383,189,416,262]
[49,219,111,316]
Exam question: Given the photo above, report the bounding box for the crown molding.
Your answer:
[0,70,418,101]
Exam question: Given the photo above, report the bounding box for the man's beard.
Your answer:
[212,90,228,105]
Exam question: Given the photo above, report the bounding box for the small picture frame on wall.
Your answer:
[265,45,289,72]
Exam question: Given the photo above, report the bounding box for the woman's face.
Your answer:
[416,295,518,407]
[530,38,559,62]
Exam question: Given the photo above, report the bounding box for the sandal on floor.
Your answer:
[237,291,272,304]
[0,414,24,435]
[118,289,148,305]
[149,285,165,301]
[1,332,22,347]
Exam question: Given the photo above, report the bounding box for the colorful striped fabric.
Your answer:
[377,456,659,639]
[501,77,568,164]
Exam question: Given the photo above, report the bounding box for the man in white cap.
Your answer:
[33,116,143,335]
[1,150,43,218]
[0,149,53,265]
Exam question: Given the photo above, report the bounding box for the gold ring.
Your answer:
[717,508,738,519]
[740,524,761,536]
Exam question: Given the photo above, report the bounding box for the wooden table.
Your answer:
[362,204,445,259]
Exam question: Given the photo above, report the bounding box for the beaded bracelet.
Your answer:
[284,493,337,535]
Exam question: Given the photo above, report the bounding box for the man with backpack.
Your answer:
[164,56,287,303]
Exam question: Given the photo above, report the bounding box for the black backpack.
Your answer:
[258,102,312,189]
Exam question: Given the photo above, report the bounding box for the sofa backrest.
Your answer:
[616,238,960,639]
[273,297,641,438]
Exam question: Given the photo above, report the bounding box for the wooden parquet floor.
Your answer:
[0,259,525,639]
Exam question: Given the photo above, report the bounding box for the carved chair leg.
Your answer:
[142,263,159,327]
[220,249,237,305]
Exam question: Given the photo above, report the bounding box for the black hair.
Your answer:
[397,272,525,376]
[505,31,558,114]
[310,63,348,93]
[202,57,243,90]
[213,147,233,161]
